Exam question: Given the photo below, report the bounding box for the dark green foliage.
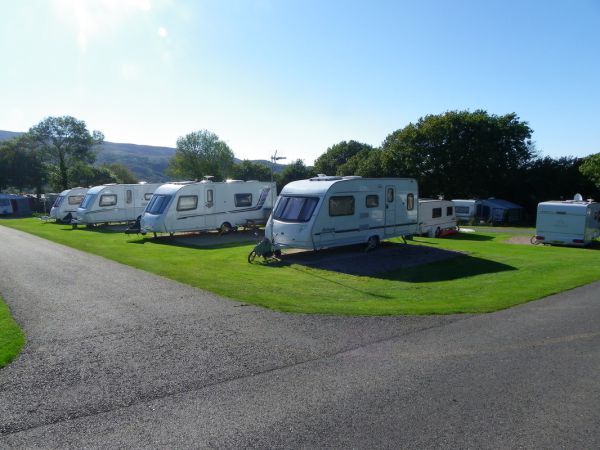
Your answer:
[579,153,600,190]
[230,160,272,181]
[0,135,46,194]
[380,110,536,199]
[103,163,139,184]
[68,163,116,187]
[28,116,104,190]
[167,130,234,181]
[314,140,374,176]
[338,148,384,177]
[276,159,315,191]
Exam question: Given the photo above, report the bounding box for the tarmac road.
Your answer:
[0,224,599,448]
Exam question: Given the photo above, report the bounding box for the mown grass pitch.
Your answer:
[2,219,599,315]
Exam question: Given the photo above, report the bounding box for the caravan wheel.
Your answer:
[366,235,380,252]
[219,222,233,235]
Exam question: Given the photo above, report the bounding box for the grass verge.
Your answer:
[2,218,600,315]
[0,295,25,368]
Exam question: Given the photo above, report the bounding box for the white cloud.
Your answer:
[158,26,168,38]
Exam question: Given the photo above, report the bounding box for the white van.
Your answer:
[418,199,458,237]
[140,180,276,235]
[74,183,161,226]
[534,195,600,246]
[50,187,88,223]
[265,176,418,251]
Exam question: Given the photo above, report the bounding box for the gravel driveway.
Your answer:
[1,224,599,448]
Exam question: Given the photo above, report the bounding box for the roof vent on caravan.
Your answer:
[310,175,343,181]
[201,176,214,183]
[574,193,583,202]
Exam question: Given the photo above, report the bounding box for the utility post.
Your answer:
[270,150,286,241]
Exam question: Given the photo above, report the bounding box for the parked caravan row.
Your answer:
[50,187,88,223]
[74,183,161,226]
[0,193,32,217]
[140,180,276,235]
[534,194,600,247]
[452,198,523,225]
[418,199,458,237]
[265,176,418,251]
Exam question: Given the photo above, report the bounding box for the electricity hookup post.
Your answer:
[270,150,286,242]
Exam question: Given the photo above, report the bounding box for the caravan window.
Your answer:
[407,193,415,211]
[273,196,319,222]
[146,195,172,214]
[366,195,379,208]
[235,193,252,207]
[177,195,198,211]
[0,198,11,207]
[386,188,394,203]
[126,190,133,204]
[99,194,117,207]
[329,196,355,217]
[432,208,442,218]
[144,193,153,201]
[80,194,96,209]
[53,196,65,207]
[206,189,214,207]
[446,206,453,216]
[68,195,84,206]
[455,206,469,214]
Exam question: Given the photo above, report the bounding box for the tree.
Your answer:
[381,110,536,199]
[337,148,384,177]
[579,153,600,190]
[68,163,116,188]
[103,163,139,184]
[277,159,315,191]
[167,130,234,181]
[28,116,104,190]
[314,140,374,176]
[230,160,272,181]
[0,135,46,194]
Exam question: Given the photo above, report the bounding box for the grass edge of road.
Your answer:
[0,295,26,368]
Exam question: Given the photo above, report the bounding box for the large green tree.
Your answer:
[28,116,104,190]
[0,135,46,194]
[167,130,234,181]
[579,153,600,190]
[276,159,315,191]
[381,110,536,199]
[230,160,272,181]
[314,140,374,176]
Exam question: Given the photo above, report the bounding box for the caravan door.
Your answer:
[385,186,396,236]
[204,187,217,228]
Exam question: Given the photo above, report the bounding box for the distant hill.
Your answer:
[0,130,286,181]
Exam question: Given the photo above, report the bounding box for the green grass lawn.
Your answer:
[2,218,600,315]
[0,295,25,368]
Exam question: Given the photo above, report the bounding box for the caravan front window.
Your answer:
[273,196,319,223]
[80,194,96,209]
[146,195,172,214]
[53,196,65,207]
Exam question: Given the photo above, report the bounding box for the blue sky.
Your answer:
[1,0,599,164]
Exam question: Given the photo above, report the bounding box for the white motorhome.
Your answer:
[74,183,161,226]
[265,176,419,251]
[418,199,458,237]
[139,180,276,235]
[534,195,600,246]
[50,187,88,223]
[452,199,481,222]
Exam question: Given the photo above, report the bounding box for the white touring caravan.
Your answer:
[74,183,161,226]
[139,180,276,235]
[265,176,419,251]
[418,199,458,237]
[534,194,600,246]
[50,187,88,223]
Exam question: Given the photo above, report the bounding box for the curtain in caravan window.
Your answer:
[99,194,117,207]
[406,193,415,210]
[126,190,133,204]
[177,195,198,211]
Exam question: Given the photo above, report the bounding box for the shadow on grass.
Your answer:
[451,233,496,241]
[377,254,516,283]
[127,230,258,250]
